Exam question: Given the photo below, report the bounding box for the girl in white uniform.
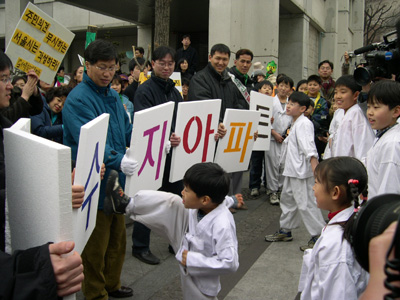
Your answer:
[298,157,369,300]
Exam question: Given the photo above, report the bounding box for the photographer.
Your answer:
[359,222,398,300]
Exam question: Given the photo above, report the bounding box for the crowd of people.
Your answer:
[0,31,400,300]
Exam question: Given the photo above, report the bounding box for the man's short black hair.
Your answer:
[84,39,118,65]
[183,162,230,205]
[318,60,334,70]
[335,75,362,93]
[255,80,273,91]
[289,91,310,108]
[277,75,294,88]
[307,75,322,85]
[235,49,253,61]
[128,57,145,71]
[182,34,191,40]
[45,86,71,104]
[135,47,145,55]
[152,46,176,62]
[0,51,13,72]
[210,44,231,58]
[367,80,400,110]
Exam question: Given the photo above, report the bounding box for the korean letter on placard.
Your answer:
[214,109,261,173]
[125,102,175,197]
[170,99,221,182]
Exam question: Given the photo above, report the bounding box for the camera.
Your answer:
[350,194,400,272]
[353,29,400,86]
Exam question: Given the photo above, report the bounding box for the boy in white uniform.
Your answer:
[104,163,239,300]
[330,75,375,160]
[366,80,400,199]
[265,75,293,204]
[265,92,325,251]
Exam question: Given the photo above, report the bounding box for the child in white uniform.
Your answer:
[104,163,239,300]
[330,75,375,160]
[265,92,325,250]
[366,80,400,199]
[265,75,293,204]
[298,157,369,300]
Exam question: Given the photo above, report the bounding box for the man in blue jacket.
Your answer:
[63,39,135,300]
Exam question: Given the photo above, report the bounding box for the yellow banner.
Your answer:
[34,50,60,71]
[22,8,51,33]
[43,31,69,54]
[11,29,41,55]
[15,57,42,77]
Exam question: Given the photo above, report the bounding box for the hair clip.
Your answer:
[348,179,359,185]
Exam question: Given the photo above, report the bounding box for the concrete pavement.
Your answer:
[76,171,322,300]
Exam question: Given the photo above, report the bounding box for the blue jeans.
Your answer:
[249,151,266,189]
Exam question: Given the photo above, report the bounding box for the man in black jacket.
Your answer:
[188,44,250,195]
[123,57,145,103]
[132,46,182,264]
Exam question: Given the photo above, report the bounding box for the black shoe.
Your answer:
[168,244,175,255]
[132,251,160,265]
[104,170,130,215]
[108,286,133,298]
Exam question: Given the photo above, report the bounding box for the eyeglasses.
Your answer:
[0,74,12,85]
[156,61,175,68]
[94,65,117,72]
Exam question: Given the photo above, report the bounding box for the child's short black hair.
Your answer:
[277,75,294,88]
[296,79,307,91]
[183,162,230,205]
[307,75,322,85]
[367,80,400,110]
[308,99,315,108]
[289,91,310,108]
[335,75,362,93]
[255,80,273,91]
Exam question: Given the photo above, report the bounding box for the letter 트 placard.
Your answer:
[125,102,174,197]
[214,109,261,173]
[170,99,221,182]
[250,91,274,151]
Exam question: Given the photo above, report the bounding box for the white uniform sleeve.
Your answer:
[186,225,239,276]
[129,190,189,253]
[297,121,318,159]
[376,161,400,197]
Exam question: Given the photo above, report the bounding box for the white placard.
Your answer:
[10,118,31,132]
[5,124,72,251]
[72,114,109,255]
[214,109,261,173]
[250,91,274,151]
[125,102,175,196]
[5,2,75,84]
[170,99,221,182]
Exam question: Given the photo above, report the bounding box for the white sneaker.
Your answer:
[250,188,259,196]
[269,192,279,205]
